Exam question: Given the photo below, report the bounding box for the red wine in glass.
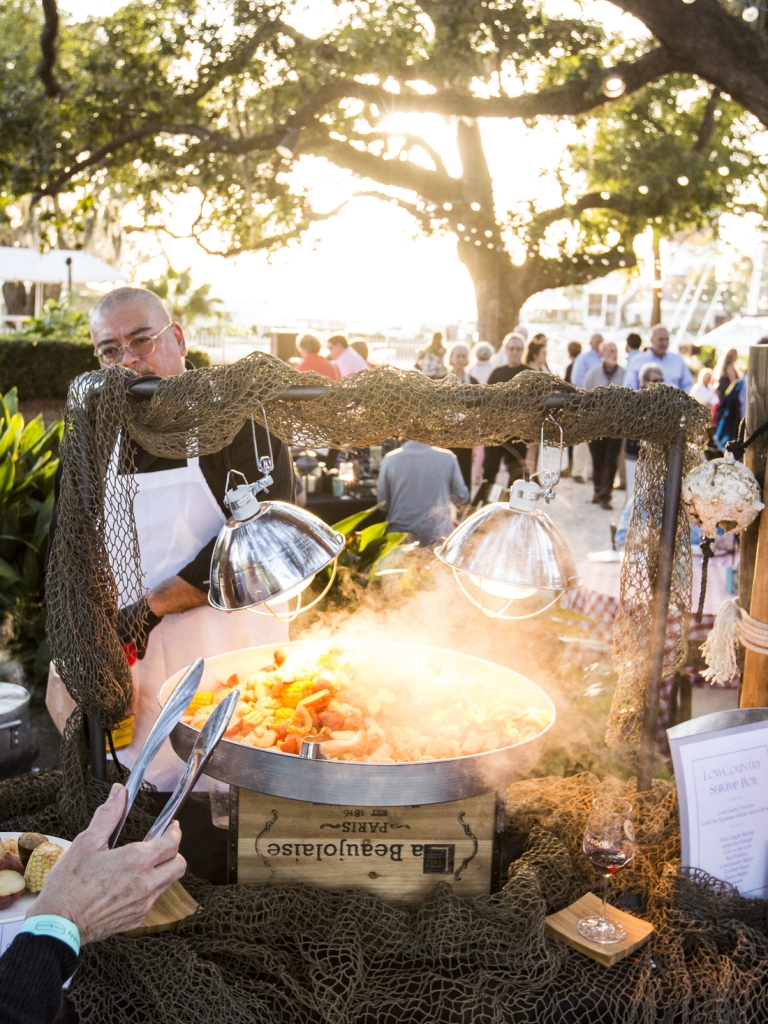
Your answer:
[578,797,636,944]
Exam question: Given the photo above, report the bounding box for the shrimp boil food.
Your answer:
[182,644,551,763]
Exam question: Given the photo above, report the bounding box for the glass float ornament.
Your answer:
[681,453,765,537]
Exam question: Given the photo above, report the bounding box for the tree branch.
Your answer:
[355,190,433,231]
[692,87,721,156]
[610,0,768,128]
[154,201,350,258]
[37,0,62,98]
[305,132,457,203]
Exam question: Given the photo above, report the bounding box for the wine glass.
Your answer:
[577,796,636,944]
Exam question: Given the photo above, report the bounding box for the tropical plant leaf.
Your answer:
[0,413,23,463]
[0,456,15,505]
[19,415,45,452]
[357,521,387,553]
[28,419,63,459]
[372,533,409,570]
[0,557,23,584]
[332,503,383,536]
[3,389,18,419]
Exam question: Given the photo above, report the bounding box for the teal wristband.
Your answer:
[19,915,81,957]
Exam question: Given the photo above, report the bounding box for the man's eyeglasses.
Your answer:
[95,322,176,365]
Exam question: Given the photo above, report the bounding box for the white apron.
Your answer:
[47,453,287,791]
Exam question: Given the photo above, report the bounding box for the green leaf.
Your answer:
[0,413,23,463]
[0,557,23,584]
[3,389,18,418]
[332,503,383,536]
[19,415,45,453]
[32,490,54,545]
[28,419,63,460]
[0,457,15,505]
[357,521,387,553]
[372,533,409,570]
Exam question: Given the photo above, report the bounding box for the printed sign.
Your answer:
[668,709,768,898]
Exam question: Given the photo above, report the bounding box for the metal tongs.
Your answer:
[144,688,240,841]
[110,658,206,847]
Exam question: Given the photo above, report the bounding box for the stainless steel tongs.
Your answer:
[109,657,205,848]
[144,688,240,841]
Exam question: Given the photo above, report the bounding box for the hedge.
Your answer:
[0,338,211,401]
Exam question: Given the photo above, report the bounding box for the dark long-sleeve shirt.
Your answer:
[0,933,79,1024]
[48,417,295,594]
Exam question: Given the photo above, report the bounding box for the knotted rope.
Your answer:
[701,597,768,685]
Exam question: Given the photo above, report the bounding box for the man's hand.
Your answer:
[30,784,186,945]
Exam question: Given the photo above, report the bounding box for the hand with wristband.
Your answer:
[29,783,185,944]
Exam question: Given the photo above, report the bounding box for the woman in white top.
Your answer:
[470,341,495,384]
[690,368,718,410]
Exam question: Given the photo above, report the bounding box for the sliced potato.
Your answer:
[0,869,26,909]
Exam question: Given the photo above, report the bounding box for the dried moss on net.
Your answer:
[45,355,708,780]
[3,772,765,1024]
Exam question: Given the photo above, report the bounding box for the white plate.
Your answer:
[0,832,72,953]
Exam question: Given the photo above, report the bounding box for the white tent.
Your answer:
[699,315,768,357]
[0,247,127,320]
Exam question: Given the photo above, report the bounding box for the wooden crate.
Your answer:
[233,788,499,901]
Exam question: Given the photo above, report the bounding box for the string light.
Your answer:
[743,3,760,19]
[603,75,626,99]
[678,175,689,185]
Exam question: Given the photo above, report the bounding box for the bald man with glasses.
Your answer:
[46,287,294,793]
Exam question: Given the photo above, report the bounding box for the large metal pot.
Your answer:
[0,684,31,775]
[158,641,555,806]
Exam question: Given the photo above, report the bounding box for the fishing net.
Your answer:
[44,355,707,780]
[13,772,752,1024]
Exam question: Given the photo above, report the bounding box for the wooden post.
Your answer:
[739,345,768,707]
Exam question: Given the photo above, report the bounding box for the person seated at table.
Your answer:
[0,784,185,1024]
[377,440,469,547]
[295,334,339,380]
[350,339,374,367]
[328,334,369,377]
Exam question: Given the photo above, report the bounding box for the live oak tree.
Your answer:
[2,0,768,342]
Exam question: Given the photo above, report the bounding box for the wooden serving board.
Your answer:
[236,789,498,902]
[123,880,199,938]
[545,892,654,967]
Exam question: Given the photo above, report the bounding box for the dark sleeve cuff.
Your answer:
[177,536,216,593]
[0,933,79,1024]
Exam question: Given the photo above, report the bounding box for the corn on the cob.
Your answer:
[186,691,215,714]
[24,842,64,892]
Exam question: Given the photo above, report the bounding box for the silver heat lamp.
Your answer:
[435,421,580,619]
[209,413,344,620]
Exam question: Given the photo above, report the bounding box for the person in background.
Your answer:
[563,341,582,477]
[328,334,369,377]
[584,340,625,510]
[492,324,528,368]
[625,332,643,370]
[377,441,469,547]
[350,339,374,367]
[482,334,528,491]
[713,348,742,399]
[691,367,718,410]
[446,342,478,489]
[296,334,339,380]
[564,341,582,385]
[571,333,603,388]
[415,331,448,379]
[0,784,185,1024]
[524,335,550,372]
[470,341,495,384]
[624,325,692,392]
